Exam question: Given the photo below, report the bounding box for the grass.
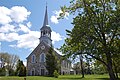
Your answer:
[0,74,120,80]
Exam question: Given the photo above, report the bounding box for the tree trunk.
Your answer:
[113,61,119,79]
[80,54,84,78]
[106,52,116,80]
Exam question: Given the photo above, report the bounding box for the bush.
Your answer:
[0,67,6,76]
[53,70,59,78]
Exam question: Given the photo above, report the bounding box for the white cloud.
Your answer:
[10,6,31,23]
[0,14,12,25]
[0,24,15,33]
[0,6,31,25]
[0,6,64,51]
[0,32,19,42]
[18,24,30,33]
[51,31,63,44]
[0,6,11,15]
[16,31,40,50]
[0,7,11,24]
[27,22,32,28]
[50,10,69,24]
[23,61,27,66]
[9,31,63,50]
[51,16,59,24]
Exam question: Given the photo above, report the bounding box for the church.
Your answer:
[26,5,71,76]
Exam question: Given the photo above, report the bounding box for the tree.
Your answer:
[0,52,19,76]
[59,0,120,80]
[0,67,6,76]
[15,60,26,76]
[93,60,107,74]
[46,47,59,76]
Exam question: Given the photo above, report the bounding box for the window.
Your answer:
[31,55,35,63]
[40,53,45,62]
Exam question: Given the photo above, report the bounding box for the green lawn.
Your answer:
[0,74,120,80]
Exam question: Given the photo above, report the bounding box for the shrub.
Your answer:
[53,70,59,78]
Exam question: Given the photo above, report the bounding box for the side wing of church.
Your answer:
[26,6,71,76]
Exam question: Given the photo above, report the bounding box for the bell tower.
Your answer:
[39,5,52,46]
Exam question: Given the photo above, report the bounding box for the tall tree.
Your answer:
[15,60,26,76]
[59,0,120,80]
[46,47,59,76]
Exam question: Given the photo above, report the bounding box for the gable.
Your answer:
[26,41,51,59]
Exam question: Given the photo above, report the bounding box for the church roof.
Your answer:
[26,41,62,59]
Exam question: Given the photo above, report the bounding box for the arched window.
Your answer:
[40,53,45,62]
[31,54,35,63]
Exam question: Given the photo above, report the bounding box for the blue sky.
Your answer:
[0,0,73,63]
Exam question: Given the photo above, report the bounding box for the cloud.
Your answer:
[23,61,27,66]
[51,31,63,44]
[9,31,63,50]
[0,32,19,42]
[50,10,69,24]
[0,6,64,50]
[10,6,31,23]
[27,22,32,28]
[16,31,40,50]
[0,7,11,24]
[0,24,15,33]
[51,16,59,24]
[18,24,30,33]
[0,6,31,25]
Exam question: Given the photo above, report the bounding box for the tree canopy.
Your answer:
[59,0,120,80]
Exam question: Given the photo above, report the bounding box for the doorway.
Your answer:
[41,69,45,76]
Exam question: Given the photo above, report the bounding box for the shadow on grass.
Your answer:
[94,78,109,80]
[59,77,84,80]
[95,78,120,80]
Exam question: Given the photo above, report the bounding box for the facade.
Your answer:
[26,6,71,76]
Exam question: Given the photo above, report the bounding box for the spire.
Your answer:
[43,4,48,27]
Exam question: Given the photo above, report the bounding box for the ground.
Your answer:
[0,74,120,80]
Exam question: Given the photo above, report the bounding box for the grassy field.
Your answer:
[0,74,120,80]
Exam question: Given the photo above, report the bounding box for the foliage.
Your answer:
[53,70,59,78]
[59,0,120,80]
[93,60,107,74]
[15,60,26,76]
[46,47,59,77]
[0,52,19,76]
[0,67,6,76]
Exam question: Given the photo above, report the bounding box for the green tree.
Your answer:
[0,67,6,76]
[93,60,107,74]
[0,52,19,76]
[59,0,120,80]
[15,60,26,76]
[46,47,59,77]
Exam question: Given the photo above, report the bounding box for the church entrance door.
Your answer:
[41,69,45,75]
[32,70,35,76]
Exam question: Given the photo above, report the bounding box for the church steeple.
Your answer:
[43,5,48,27]
[39,5,52,46]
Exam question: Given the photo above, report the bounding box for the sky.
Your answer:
[0,0,74,63]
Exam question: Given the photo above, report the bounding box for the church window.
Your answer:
[43,31,45,35]
[31,55,35,63]
[40,53,46,62]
